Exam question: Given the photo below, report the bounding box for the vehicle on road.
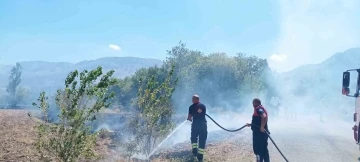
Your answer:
[341,69,360,149]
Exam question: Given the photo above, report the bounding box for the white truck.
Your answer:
[342,69,360,145]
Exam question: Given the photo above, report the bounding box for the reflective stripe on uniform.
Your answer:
[198,148,205,155]
[192,143,198,148]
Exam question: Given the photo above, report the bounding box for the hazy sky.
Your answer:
[0,0,359,72]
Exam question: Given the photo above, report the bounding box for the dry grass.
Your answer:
[0,109,115,162]
[150,141,255,162]
[0,109,39,162]
[0,109,255,162]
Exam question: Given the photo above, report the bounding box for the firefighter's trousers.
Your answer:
[253,131,270,162]
[191,122,208,160]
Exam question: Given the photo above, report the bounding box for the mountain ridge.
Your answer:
[0,57,162,91]
[1,48,359,95]
[0,56,161,66]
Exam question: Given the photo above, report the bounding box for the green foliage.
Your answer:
[163,43,270,110]
[108,77,135,111]
[32,91,50,161]
[108,42,271,159]
[32,91,50,122]
[6,62,26,107]
[127,65,178,156]
[32,66,117,162]
[113,42,271,113]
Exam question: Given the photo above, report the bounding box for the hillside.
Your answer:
[280,48,360,97]
[0,57,162,91]
[282,48,360,79]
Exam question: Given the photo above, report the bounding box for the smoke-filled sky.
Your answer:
[269,0,360,72]
[0,0,359,72]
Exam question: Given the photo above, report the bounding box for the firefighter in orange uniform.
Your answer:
[247,98,270,162]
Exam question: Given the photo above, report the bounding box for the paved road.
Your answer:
[267,116,359,162]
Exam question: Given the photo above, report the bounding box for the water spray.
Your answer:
[146,114,289,162]
[147,120,188,158]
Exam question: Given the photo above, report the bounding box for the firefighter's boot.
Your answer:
[197,154,203,162]
[197,148,204,161]
[192,148,198,156]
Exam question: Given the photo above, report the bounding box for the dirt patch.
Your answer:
[0,109,39,162]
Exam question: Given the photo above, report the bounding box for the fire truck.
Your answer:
[342,69,360,145]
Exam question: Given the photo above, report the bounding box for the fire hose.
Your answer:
[205,114,290,162]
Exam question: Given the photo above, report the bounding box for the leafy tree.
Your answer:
[6,62,25,107]
[127,65,177,156]
[112,43,271,113]
[110,65,172,112]
[32,91,51,161]
[32,66,117,162]
[107,78,133,111]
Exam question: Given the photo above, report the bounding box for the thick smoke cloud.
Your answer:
[269,0,360,72]
[148,1,360,156]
